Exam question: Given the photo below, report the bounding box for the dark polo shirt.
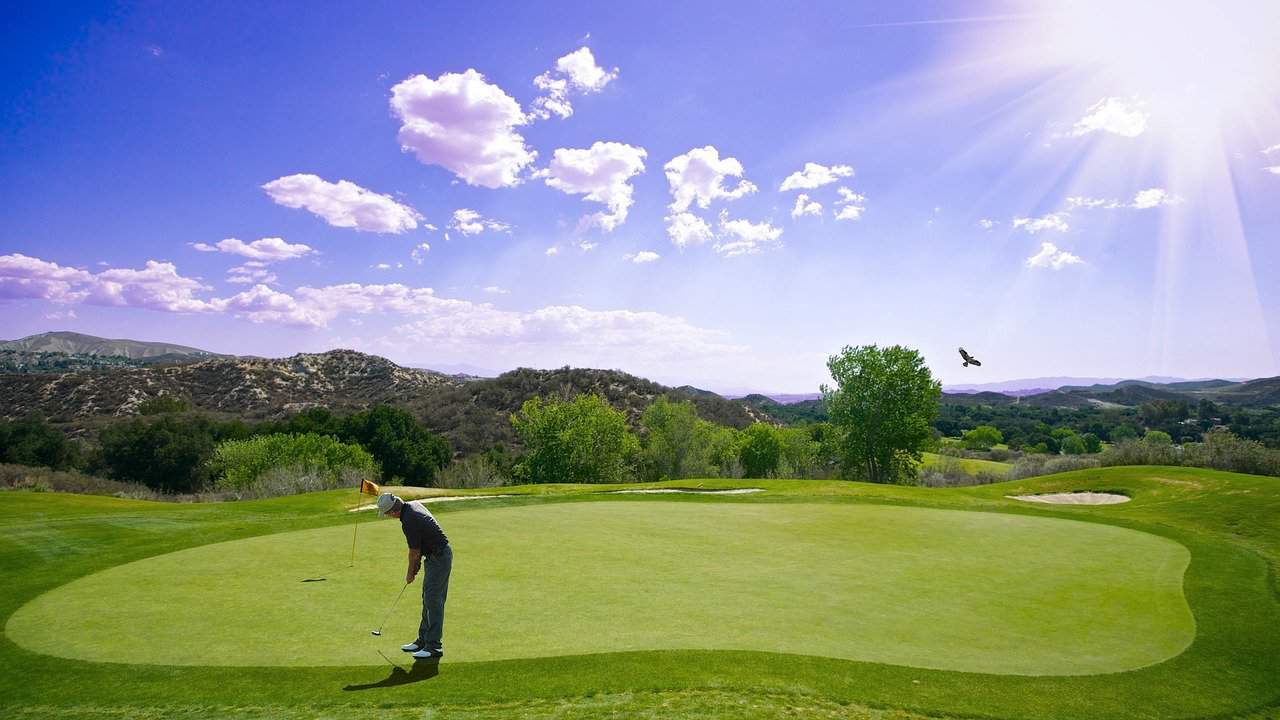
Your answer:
[399,500,449,554]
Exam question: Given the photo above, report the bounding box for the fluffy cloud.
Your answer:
[261,175,422,233]
[1025,242,1083,270]
[192,237,314,262]
[1071,97,1148,138]
[0,254,92,302]
[449,209,511,236]
[978,218,998,230]
[665,212,714,249]
[530,47,618,120]
[1262,144,1280,155]
[664,146,757,212]
[1065,196,1110,210]
[545,247,560,256]
[390,69,536,188]
[791,194,822,218]
[1013,213,1069,233]
[779,162,853,191]
[715,211,783,257]
[1266,166,1280,175]
[833,187,867,221]
[538,142,647,231]
[87,261,220,313]
[483,286,510,295]
[623,251,660,264]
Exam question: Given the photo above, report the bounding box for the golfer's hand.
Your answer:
[406,570,416,584]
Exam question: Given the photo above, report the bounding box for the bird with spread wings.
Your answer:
[959,347,981,367]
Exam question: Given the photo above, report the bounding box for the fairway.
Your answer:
[8,500,1193,675]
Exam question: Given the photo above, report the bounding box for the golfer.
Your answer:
[377,492,452,660]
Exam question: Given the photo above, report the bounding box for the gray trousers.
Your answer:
[417,544,452,650]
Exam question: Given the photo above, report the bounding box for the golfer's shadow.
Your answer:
[342,657,439,691]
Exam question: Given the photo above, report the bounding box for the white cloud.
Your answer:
[44,309,77,320]
[88,261,220,313]
[577,240,598,252]
[226,265,278,285]
[664,146,757,212]
[791,194,822,218]
[1025,242,1083,270]
[1071,97,1148,138]
[978,218,998,230]
[545,247,560,256]
[1262,144,1280,155]
[261,175,422,233]
[833,187,867,221]
[389,69,536,188]
[779,162,853,191]
[192,237,314,262]
[530,47,618,120]
[449,209,511,236]
[623,251,660,264]
[1130,188,1174,209]
[665,212,714,249]
[538,141,647,231]
[0,254,93,303]
[1065,196,1110,210]
[411,243,430,265]
[1264,166,1280,175]
[372,263,393,270]
[715,211,783,257]
[483,286,510,295]
[1013,213,1069,233]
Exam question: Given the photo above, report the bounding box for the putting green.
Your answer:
[7,501,1194,675]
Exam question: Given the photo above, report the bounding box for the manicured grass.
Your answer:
[1,466,1278,719]
[921,451,1012,476]
[9,502,1191,674]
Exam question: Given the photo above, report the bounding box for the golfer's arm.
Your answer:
[407,548,422,576]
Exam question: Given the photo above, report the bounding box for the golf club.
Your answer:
[370,581,411,636]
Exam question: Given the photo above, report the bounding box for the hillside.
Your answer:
[0,331,223,360]
[0,350,460,420]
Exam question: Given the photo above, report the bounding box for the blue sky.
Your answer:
[3,1,1279,392]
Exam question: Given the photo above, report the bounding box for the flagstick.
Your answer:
[350,482,361,568]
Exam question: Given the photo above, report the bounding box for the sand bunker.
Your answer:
[350,494,516,511]
[1007,492,1130,505]
[603,488,764,495]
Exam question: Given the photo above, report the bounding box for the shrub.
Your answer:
[209,433,378,493]
[96,414,221,493]
[1007,454,1101,480]
[138,395,191,415]
[0,463,159,499]
[1143,430,1174,447]
[435,455,510,489]
[962,425,1003,451]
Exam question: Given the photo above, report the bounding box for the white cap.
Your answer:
[376,493,401,516]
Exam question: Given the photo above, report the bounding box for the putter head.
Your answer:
[370,630,381,636]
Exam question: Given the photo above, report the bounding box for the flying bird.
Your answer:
[959,347,981,367]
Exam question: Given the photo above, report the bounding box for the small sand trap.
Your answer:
[602,488,764,495]
[349,494,516,511]
[1007,492,1130,505]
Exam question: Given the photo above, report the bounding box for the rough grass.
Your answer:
[1,467,1278,719]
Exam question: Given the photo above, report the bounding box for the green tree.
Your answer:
[705,425,743,477]
[1061,434,1087,455]
[1081,432,1103,454]
[511,394,639,484]
[822,344,941,484]
[1110,424,1138,442]
[962,425,1003,451]
[343,405,450,486]
[640,396,713,480]
[738,423,783,478]
[1143,430,1173,447]
[0,414,80,471]
[97,415,219,493]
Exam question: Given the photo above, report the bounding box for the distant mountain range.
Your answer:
[1,333,1276,451]
[0,331,224,361]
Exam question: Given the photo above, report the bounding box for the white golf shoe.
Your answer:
[401,642,422,652]
[412,647,442,659]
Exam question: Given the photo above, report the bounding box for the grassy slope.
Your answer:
[920,451,1012,476]
[9,503,1191,674]
[0,467,1277,719]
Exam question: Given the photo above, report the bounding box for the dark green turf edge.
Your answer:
[1,468,1278,720]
